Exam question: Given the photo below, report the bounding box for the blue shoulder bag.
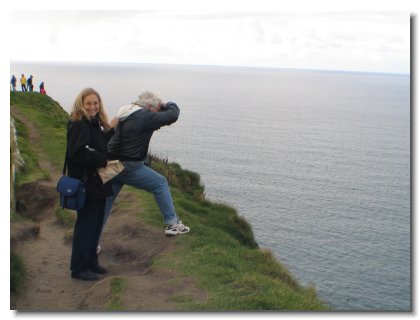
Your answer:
[56,175,86,211]
[56,130,86,211]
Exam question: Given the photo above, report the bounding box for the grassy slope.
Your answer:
[11,92,69,185]
[10,92,329,310]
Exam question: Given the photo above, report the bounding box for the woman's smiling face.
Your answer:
[83,93,100,117]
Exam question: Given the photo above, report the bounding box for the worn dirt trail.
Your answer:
[10,109,206,311]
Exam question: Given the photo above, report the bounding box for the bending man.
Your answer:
[103,91,190,238]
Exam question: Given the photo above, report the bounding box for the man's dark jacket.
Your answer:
[108,102,180,161]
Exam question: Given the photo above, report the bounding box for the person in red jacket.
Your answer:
[39,81,46,95]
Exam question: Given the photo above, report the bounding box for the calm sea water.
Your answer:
[10,62,411,310]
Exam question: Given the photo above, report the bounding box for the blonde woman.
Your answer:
[67,88,116,281]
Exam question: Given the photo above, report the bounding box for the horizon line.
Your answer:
[10,60,410,77]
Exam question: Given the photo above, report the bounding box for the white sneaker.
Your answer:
[165,221,190,236]
[96,245,102,255]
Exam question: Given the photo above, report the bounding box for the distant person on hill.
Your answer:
[20,74,27,92]
[39,82,46,95]
[27,75,34,92]
[10,75,17,92]
[101,91,189,244]
[66,88,117,281]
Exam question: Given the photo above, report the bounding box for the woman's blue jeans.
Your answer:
[103,163,178,232]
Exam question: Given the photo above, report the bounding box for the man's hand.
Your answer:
[110,117,119,128]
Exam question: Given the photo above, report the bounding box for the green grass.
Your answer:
[11,253,25,294]
[10,211,30,223]
[106,277,126,311]
[150,155,205,201]
[13,116,49,185]
[55,206,76,227]
[169,294,195,304]
[11,92,69,178]
[9,92,329,311]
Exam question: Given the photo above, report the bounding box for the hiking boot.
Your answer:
[71,270,99,281]
[165,221,190,236]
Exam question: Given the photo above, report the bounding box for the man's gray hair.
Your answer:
[133,91,164,108]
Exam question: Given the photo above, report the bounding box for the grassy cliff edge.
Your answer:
[10,92,329,310]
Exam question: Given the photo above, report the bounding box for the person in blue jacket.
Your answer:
[10,75,17,92]
[27,75,34,92]
[67,88,116,281]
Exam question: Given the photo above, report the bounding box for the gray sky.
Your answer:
[9,9,411,74]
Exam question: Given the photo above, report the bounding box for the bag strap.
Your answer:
[63,121,87,183]
[62,150,68,176]
[62,121,71,176]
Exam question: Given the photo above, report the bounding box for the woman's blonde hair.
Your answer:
[70,88,110,130]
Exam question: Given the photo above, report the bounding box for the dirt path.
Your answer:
[10,109,206,311]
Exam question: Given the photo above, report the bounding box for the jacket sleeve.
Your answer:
[67,121,108,168]
[103,127,115,143]
[143,102,180,131]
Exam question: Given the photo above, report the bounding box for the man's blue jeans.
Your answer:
[103,163,179,231]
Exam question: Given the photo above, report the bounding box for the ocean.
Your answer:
[10,62,411,310]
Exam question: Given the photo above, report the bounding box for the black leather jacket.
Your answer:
[67,118,114,202]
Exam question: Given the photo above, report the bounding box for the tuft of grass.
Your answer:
[106,277,126,311]
[170,294,194,303]
[11,211,29,223]
[55,206,77,243]
[150,154,206,201]
[55,206,76,227]
[11,252,25,294]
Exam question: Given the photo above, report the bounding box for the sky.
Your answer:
[8,9,411,74]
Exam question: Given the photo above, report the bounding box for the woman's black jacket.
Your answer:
[66,118,114,202]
